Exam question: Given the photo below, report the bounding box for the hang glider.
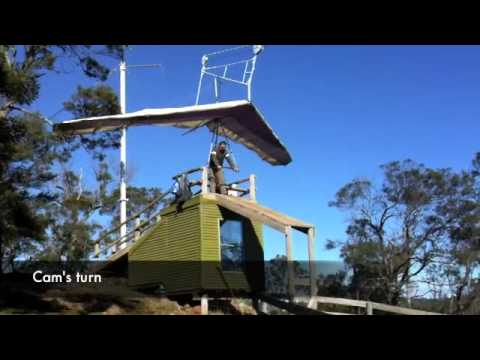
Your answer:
[53,100,292,166]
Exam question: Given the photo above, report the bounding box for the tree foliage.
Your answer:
[328,157,480,312]
[61,84,121,161]
[0,45,138,271]
[1,45,167,269]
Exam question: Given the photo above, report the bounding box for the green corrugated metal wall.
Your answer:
[128,195,264,295]
[199,197,264,292]
[128,196,202,292]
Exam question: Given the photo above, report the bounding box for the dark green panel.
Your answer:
[128,195,265,295]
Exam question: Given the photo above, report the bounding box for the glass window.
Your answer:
[220,219,244,271]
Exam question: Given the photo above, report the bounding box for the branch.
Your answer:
[379,203,397,228]
[409,257,432,278]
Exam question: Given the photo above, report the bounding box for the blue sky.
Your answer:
[34,45,480,261]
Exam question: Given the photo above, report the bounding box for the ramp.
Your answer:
[203,193,314,234]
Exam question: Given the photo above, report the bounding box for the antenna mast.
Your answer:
[195,45,264,105]
[117,47,161,251]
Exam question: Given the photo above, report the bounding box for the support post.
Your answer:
[201,295,209,315]
[94,243,100,258]
[214,77,219,102]
[261,301,268,314]
[134,218,141,241]
[119,59,128,250]
[253,298,268,315]
[247,52,259,102]
[195,58,206,105]
[249,174,256,202]
[285,226,295,299]
[366,301,373,315]
[308,227,317,308]
[201,167,209,194]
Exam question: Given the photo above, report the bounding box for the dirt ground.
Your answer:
[0,274,258,315]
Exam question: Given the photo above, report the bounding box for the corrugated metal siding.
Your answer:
[128,197,202,292]
[128,195,265,294]
[199,197,222,261]
[199,197,265,292]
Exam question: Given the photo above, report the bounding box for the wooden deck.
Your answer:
[203,193,314,234]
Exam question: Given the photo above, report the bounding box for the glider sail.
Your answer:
[53,100,292,166]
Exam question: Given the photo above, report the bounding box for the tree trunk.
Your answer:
[0,236,4,275]
[455,285,466,314]
[390,291,400,306]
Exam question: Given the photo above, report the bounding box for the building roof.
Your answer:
[203,193,314,234]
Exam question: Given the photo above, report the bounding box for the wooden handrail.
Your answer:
[370,302,442,315]
[258,294,326,315]
[226,186,249,194]
[94,190,171,246]
[189,180,202,187]
[97,220,158,257]
[96,166,258,257]
[96,166,204,254]
[172,167,204,180]
[225,177,250,187]
[294,296,443,315]
[95,209,163,257]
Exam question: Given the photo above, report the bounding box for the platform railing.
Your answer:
[93,166,257,259]
[174,166,256,201]
[94,204,164,259]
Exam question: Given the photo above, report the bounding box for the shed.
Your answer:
[128,194,265,296]
[100,185,316,299]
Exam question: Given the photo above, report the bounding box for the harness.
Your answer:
[207,119,237,170]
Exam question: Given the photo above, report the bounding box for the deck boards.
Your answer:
[204,193,314,233]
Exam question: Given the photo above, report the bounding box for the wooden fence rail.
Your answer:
[293,296,442,315]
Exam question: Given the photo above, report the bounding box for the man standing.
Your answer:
[209,141,239,194]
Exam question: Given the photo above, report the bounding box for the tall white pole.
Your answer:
[119,59,128,250]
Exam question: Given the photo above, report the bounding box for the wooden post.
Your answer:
[249,174,256,202]
[307,227,317,308]
[134,218,141,241]
[201,295,209,315]
[366,301,373,315]
[201,166,208,194]
[254,298,268,314]
[94,243,100,258]
[285,226,295,299]
[261,301,268,314]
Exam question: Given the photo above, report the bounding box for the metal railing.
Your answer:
[195,45,264,104]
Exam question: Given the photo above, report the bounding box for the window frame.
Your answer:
[219,217,245,272]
